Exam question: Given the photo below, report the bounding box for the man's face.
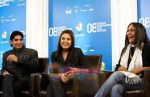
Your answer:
[10,35,24,49]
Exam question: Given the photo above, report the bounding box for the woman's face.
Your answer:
[127,24,136,44]
[60,33,72,50]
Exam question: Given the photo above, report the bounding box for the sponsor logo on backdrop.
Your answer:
[0,15,16,23]
[76,22,83,32]
[65,7,72,14]
[87,22,111,33]
[0,0,14,7]
[0,31,9,44]
[2,31,7,39]
[88,48,95,52]
[139,17,150,28]
[18,0,25,6]
[65,4,95,15]
[74,6,79,13]
[49,26,72,37]
[0,0,25,7]
[49,22,111,37]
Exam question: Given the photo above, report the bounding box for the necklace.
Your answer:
[130,53,133,59]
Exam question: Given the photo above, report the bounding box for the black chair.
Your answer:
[72,55,106,97]
[84,55,102,68]
[0,73,36,97]
[0,58,49,97]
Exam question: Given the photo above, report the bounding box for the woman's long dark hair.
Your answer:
[57,29,75,55]
[124,22,149,50]
[118,22,149,65]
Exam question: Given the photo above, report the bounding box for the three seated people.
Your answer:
[1,22,150,97]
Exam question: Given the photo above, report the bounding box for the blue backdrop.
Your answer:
[0,0,26,70]
[138,0,150,38]
[49,0,112,70]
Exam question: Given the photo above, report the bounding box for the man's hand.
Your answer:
[7,54,18,62]
[2,71,12,76]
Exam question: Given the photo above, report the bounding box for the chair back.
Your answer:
[85,55,102,68]
[73,55,104,97]
[38,58,49,73]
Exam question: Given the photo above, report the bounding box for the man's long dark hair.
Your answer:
[57,29,75,55]
[124,22,149,50]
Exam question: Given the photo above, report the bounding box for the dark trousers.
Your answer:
[2,74,29,97]
[47,76,73,97]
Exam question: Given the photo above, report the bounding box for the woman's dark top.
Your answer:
[51,47,87,70]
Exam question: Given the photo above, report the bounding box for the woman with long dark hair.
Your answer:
[47,29,86,97]
[94,22,150,97]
